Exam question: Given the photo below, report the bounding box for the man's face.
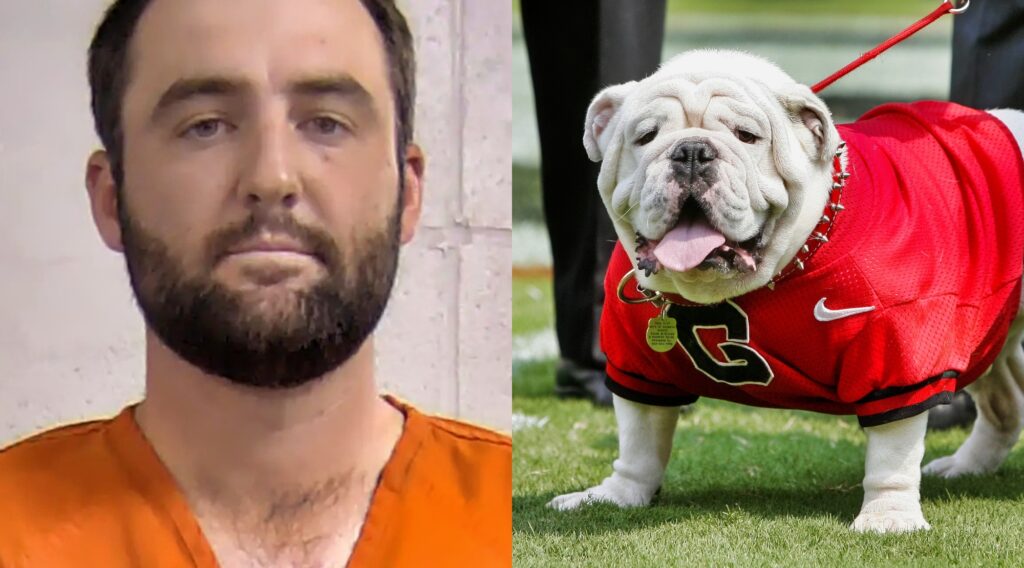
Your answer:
[89,0,421,387]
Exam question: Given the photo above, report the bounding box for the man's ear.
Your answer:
[85,150,124,252]
[583,81,637,162]
[777,84,839,163]
[399,144,424,244]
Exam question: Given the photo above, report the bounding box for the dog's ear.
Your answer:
[777,84,839,163]
[583,81,637,162]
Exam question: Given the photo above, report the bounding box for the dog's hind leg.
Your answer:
[548,395,680,510]
[923,301,1024,478]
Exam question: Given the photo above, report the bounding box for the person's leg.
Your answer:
[950,0,1024,108]
[522,1,666,405]
[933,0,1024,429]
[591,0,667,370]
[522,2,606,402]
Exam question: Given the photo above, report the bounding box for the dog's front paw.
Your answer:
[851,500,930,534]
[547,475,656,511]
[852,510,930,534]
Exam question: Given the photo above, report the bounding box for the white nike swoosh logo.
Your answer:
[814,297,875,322]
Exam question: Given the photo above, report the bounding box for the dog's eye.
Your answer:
[735,129,760,144]
[635,128,658,146]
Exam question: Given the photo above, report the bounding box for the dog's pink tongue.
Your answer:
[653,217,726,272]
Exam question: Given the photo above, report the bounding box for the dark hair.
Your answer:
[88,0,416,186]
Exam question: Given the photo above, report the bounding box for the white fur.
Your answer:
[853,413,930,533]
[584,50,838,304]
[553,51,1024,534]
[548,397,678,510]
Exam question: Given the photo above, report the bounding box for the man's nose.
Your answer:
[239,116,300,209]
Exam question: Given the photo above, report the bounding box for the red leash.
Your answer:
[811,0,969,94]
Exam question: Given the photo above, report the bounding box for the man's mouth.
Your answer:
[215,230,328,267]
[634,202,761,276]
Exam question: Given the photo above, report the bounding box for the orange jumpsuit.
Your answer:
[0,396,511,567]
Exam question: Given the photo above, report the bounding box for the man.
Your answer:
[0,0,511,566]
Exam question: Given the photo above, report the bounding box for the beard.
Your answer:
[117,195,401,389]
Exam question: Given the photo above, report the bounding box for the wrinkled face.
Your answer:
[86,0,422,387]
[586,51,836,303]
[622,74,785,278]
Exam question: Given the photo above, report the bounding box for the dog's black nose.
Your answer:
[671,139,717,165]
[671,139,717,183]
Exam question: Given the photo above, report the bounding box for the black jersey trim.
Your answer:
[856,370,959,404]
[607,362,683,387]
[857,391,954,428]
[604,374,700,407]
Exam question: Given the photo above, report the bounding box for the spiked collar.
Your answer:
[768,141,848,287]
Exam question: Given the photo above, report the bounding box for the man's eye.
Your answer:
[735,129,760,144]
[302,116,349,137]
[183,118,230,139]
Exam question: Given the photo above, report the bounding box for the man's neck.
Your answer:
[134,330,404,563]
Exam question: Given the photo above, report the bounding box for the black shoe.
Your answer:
[554,359,614,407]
[926,391,977,431]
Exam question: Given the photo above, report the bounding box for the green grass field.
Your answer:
[513,276,1024,567]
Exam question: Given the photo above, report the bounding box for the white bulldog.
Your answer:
[548,49,1024,533]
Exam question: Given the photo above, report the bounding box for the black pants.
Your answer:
[522,0,666,369]
[935,0,1024,425]
[951,0,1024,107]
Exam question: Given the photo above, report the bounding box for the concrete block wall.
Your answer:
[0,0,512,446]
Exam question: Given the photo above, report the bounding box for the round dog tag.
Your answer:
[646,316,678,352]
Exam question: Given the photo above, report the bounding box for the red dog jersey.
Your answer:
[602,102,1024,426]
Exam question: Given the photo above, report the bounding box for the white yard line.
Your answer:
[512,328,558,364]
[512,222,552,267]
[512,412,550,432]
